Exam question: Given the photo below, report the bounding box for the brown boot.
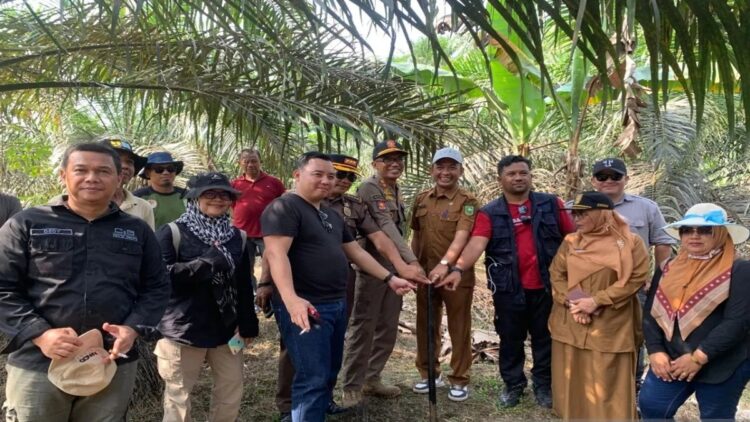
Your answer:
[363,380,401,398]
[341,390,363,408]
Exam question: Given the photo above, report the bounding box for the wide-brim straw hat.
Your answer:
[663,203,750,244]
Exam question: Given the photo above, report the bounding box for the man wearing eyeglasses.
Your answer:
[590,157,676,393]
[133,152,186,229]
[340,140,426,407]
[441,155,575,409]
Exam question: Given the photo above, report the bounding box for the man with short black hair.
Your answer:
[442,155,575,409]
[262,151,415,422]
[0,142,170,421]
[133,151,186,229]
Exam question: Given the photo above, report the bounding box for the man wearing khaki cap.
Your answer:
[340,140,426,407]
[0,142,169,421]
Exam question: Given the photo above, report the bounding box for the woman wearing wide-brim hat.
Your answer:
[154,172,258,422]
[639,203,750,420]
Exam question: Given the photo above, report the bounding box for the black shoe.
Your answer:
[533,385,552,409]
[499,385,525,408]
[280,412,292,422]
[327,400,352,415]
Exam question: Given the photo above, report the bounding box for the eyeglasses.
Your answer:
[318,210,333,233]
[376,156,405,165]
[518,205,532,224]
[335,171,357,182]
[594,173,624,182]
[152,166,176,174]
[201,190,233,200]
[678,226,713,236]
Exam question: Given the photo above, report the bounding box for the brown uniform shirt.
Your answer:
[356,175,417,266]
[410,186,478,287]
[324,193,380,240]
[548,237,649,353]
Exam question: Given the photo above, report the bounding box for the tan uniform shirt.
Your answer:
[325,193,380,240]
[410,187,478,287]
[548,237,649,353]
[356,175,417,265]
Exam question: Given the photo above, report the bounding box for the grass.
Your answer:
[0,281,747,420]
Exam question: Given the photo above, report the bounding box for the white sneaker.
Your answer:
[448,384,469,402]
[412,375,445,393]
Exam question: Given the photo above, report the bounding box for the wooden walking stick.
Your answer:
[427,283,438,421]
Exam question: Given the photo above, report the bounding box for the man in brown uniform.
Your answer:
[257,153,427,421]
[341,140,424,407]
[410,147,478,402]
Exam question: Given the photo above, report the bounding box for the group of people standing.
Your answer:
[0,136,747,422]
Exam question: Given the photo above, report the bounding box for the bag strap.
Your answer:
[168,222,181,259]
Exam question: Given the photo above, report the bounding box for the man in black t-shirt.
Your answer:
[262,152,415,422]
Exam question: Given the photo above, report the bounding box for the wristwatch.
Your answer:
[440,259,450,266]
[450,266,464,275]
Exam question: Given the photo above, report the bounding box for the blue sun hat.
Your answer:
[663,203,749,244]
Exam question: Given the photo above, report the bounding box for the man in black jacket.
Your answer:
[442,155,575,408]
[0,142,170,421]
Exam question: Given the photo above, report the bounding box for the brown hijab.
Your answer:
[650,228,733,341]
[565,209,637,289]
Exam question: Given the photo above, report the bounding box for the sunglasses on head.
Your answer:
[318,210,333,233]
[678,226,714,236]
[335,171,357,182]
[152,166,176,174]
[201,190,233,200]
[594,173,624,182]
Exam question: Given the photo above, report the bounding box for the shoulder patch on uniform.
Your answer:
[464,204,475,216]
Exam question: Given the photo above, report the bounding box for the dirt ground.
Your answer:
[0,278,747,421]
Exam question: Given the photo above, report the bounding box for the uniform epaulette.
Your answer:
[343,193,362,203]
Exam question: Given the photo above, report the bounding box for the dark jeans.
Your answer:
[274,299,347,422]
[638,360,750,420]
[493,288,552,390]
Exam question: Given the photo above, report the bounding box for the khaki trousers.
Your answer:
[341,271,402,391]
[3,362,137,422]
[415,284,474,386]
[154,339,243,422]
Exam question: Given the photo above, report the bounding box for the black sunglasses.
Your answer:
[318,210,333,233]
[152,166,177,174]
[202,190,233,200]
[678,226,713,236]
[335,171,357,182]
[594,173,624,182]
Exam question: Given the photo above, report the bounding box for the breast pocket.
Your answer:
[485,253,515,294]
[29,235,75,278]
[104,240,143,283]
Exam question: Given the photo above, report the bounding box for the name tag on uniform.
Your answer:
[30,228,74,236]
